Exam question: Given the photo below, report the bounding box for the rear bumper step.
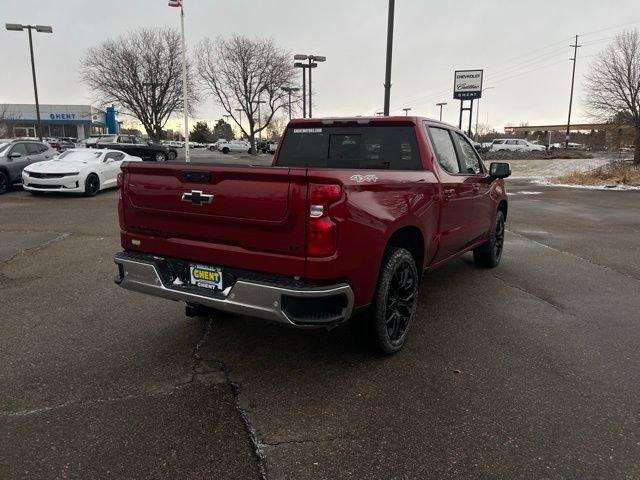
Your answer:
[114,251,354,326]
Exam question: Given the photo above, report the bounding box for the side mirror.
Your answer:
[490,162,511,179]
[8,151,22,159]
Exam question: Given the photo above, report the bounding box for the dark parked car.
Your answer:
[0,139,57,194]
[87,135,174,162]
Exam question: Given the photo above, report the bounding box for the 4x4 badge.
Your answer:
[181,190,214,206]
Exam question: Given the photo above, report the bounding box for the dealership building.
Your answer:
[0,103,119,139]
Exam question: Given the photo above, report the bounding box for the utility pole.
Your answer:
[179,3,189,162]
[402,107,411,116]
[383,0,395,116]
[565,34,581,149]
[436,102,447,121]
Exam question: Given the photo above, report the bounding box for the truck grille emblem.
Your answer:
[181,190,214,206]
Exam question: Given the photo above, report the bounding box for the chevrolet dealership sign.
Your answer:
[453,70,483,100]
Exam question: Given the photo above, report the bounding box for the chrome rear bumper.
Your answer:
[114,252,354,326]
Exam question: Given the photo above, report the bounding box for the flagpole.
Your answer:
[180,3,189,163]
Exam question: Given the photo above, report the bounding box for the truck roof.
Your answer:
[287,116,456,130]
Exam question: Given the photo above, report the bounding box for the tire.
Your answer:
[84,173,100,197]
[0,171,8,195]
[168,150,177,161]
[222,147,229,154]
[155,152,167,162]
[473,210,506,268]
[351,247,419,354]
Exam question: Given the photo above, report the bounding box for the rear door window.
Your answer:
[427,126,460,174]
[278,125,421,170]
[26,143,43,155]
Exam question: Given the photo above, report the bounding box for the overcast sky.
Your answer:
[2,0,639,131]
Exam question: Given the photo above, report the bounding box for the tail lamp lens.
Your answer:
[307,183,341,257]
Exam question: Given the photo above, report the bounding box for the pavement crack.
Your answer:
[262,435,354,447]
[192,315,269,480]
[0,389,181,418]
[491,273,569,315]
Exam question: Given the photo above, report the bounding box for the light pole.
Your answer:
[436,102,447,121]
[294,54,325,117]
[475,86,494,142]
[383,0,395,116]
[6,23,52,141]
[235,108,243,137]
[402,107,411,116]
[281,86,300,120]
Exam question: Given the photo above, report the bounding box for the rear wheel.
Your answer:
[473,210,505,268]
[0,171,8,194]
[351,247,419,354]
[84,173,100,197]
[155,152,167,162]
[222,147,229,154]
[168,150,177,161]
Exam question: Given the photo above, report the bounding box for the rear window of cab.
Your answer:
[277,125,422,170]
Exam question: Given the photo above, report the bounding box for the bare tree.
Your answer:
[81,27,197,140]
[0,105,12,138]
[584,29,640,164]
[197,35,298,153]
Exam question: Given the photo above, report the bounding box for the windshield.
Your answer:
[55,150,103,162]
[278,125,421,170]
[0,143,10,155]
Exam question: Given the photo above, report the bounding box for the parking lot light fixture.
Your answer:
[402,107,412,116]
[281,86,300,120]
[294,54,326,118]
[6,23,53,141]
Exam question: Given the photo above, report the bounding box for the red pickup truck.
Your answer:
[114,117,510,353]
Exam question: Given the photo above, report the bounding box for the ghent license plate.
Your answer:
[190,264,223,291]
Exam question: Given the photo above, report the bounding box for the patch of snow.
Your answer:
[509,191,543,195]
[533,179,640,191]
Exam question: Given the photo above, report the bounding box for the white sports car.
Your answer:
[22,148,142,196]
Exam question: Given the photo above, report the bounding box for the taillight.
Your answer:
[307,183,341,257]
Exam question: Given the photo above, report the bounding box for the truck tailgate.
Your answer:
[120,162,307,276]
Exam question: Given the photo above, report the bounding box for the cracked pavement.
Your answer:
[1,175,640,479]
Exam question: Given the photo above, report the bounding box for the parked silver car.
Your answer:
[0,139,57,194]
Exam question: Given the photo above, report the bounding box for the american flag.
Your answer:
[168,0,182,7]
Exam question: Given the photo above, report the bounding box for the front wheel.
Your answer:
[473,210,506,268]
[84,173,100,197]
[352,247,419,354]
[222,147,229,154]
[155,152,167,162]
[0,171,8,194]
[168,150,177,161]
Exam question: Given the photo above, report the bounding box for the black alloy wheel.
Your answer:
[351,247,419,354]
[84,174,100,197]
[473,210,506,268]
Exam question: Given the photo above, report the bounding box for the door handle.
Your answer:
[472,183,480,192]
[443,188,455,198]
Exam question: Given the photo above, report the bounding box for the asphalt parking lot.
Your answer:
[2,161,640,479]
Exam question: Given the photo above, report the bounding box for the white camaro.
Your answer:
[22,148,142,196]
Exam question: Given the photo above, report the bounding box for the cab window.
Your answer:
[427,126,460,174]
[453,132,483,175]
